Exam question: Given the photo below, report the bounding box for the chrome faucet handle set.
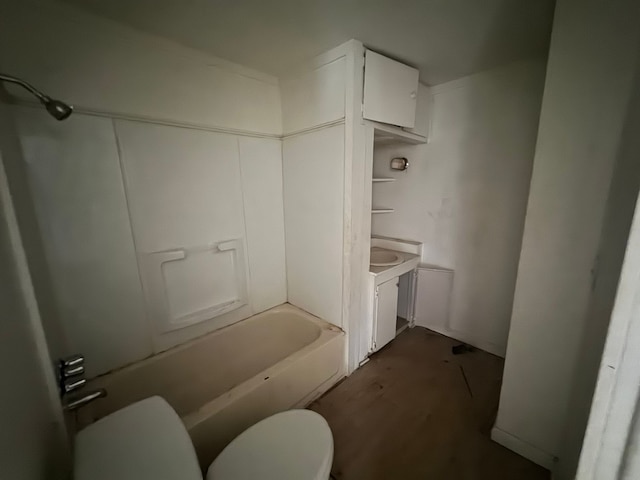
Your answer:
[58,354,106,411]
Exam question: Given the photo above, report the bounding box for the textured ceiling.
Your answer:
[60,0,555,85]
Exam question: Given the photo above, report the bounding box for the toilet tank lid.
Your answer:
[74,396,202,480]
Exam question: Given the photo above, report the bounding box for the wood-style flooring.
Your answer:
[308,327,550,480]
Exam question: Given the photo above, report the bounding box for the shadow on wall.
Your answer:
[556,33,640,480]
[0,86,68,362]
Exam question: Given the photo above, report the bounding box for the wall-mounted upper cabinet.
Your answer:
[363,50,420,129]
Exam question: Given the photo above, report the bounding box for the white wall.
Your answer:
[494,0,640,471]
[570,189,640,480]
[0,0,282,135]
[0,103,68,479]
[371,59,546,356]
[2,0,287,378]
[556,11,640,478]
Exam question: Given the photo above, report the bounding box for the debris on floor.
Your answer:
[452,343,474,355]
[459,365,473,397]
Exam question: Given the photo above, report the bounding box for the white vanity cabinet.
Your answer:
[367,240,422,358]
[363,49,420,128]
[373,277,399,352]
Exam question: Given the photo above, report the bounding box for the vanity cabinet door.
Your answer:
[373,278,399,352]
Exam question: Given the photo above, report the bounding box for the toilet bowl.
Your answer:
[74,396,333,480]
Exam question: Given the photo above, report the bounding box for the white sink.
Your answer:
[370,248,403,267]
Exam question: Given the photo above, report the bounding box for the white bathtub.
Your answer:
[77,304,345,469]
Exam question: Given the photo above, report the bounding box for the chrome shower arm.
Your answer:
[0,72,73,120]
[0,73,49,103]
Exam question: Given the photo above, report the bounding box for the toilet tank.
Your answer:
[74,396,202,480]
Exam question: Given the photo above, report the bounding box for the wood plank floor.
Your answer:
[308,327,550,480]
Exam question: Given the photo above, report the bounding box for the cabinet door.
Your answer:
[363,50,419,128]
[374,278,399,352]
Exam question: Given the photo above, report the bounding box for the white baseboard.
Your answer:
[491,426,556,470]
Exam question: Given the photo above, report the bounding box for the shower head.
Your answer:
[0,73,73,120]
[42,96,73,120]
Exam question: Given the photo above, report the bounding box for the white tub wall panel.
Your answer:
[0,1,282,135]
[237,137,287,313]
[283,125,345,328]
[11,107,151,378]
[115,120,252,350]
[115,121,246,251]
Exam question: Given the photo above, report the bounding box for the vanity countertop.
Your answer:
[369,247,420,284]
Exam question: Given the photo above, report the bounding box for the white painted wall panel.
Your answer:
[283,125,345,327]
[280,57,346,134]
[238,137,287,312]
[12,108,151,378]
[0,1,282,135]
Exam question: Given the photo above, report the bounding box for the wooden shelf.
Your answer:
[372,177,396,183]
[372,208,394,214]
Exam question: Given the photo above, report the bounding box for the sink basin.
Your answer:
[370,249,403,267]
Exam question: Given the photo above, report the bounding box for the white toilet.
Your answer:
[74,396,334,480]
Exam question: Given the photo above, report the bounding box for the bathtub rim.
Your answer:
[89,302,337,382]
